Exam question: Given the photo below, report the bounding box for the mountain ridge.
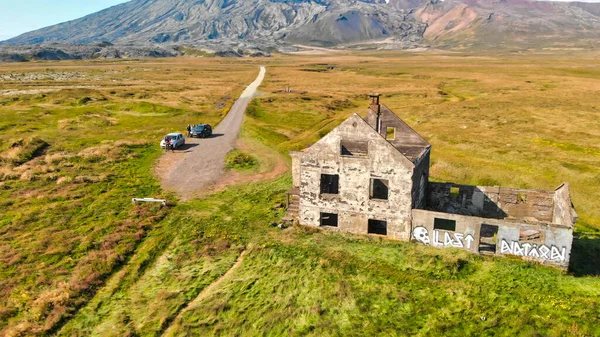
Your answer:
[1,0,599,59]
[2,0,425,48]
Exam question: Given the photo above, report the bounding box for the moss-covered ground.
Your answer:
[0,53,599,336]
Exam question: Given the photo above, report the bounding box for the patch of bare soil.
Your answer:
[153,149,186,185]
[0,86,99,97]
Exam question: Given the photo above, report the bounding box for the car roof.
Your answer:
[167,132,183,136]
[194,124,210,127]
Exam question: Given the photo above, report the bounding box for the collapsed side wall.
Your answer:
[411,209,573,268]
[553,183,577,227]
[290,151,302,188]
[411,149,430,209]
[427,183,555,222]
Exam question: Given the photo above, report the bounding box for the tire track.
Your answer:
[160,249,247,337]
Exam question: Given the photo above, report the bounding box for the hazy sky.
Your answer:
[0,0,129,41]
[1,0,599,41]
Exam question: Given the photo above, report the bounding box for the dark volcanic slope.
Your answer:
[412,0,600,48]
[571,1,600,16]
[2,0,600,51]
[2,0,425,47]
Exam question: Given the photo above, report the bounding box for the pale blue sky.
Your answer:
[0,0,130,41]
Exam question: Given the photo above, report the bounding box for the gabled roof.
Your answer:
[304,112,416,169]
[365,104,430,162]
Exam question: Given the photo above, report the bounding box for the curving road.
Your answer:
[159,66,266,200]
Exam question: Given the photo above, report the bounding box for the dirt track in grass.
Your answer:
[155,66,266,200]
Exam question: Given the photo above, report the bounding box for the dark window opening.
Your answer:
[434,218,456,232]
[370,178,389,200]
[341,140,368,157]
[368,219,387,235]
[320,213,339,227]
[450,187,460,197]
[320,174,339,194]
[479,224,499,254]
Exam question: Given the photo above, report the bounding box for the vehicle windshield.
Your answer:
[165,135,178,140]
[193,125,205,131]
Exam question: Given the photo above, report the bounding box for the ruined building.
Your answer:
[287,96,577,268]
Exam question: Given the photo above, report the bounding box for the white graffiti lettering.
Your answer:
[444,232,454,246]
[412,227,475,250]
[464,235,474,249]
[413,228,567,263]
[539,245,551,259]
[454,233,465,248]
[500,240,567,262]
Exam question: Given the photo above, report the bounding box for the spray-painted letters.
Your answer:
[500,240,567,262]
[412,227,474,249]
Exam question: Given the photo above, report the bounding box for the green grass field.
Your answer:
[0,53,599,336]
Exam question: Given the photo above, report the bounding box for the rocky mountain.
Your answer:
[0,0,425,48]
[571,1,600,16]
[413,0,600,49]
[1,0,599,60]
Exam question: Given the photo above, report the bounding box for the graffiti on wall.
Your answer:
[500,240,567,262]
[412,227,475,249]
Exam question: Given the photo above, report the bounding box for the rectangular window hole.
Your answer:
[370,178,389,200]
[368,219,387,235]
[479,224,499,254]
[450,187,460,197]
[320,174,339,194]
[341,140,368,157]
[320,213,338,227]
[434,218,456,232]
[386,127,396,140]
[517,193,528,204]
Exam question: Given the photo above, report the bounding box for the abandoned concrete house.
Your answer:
[287,96,577,268]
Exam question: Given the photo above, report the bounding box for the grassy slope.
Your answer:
[0,58,258,335]
[1,53,599,336]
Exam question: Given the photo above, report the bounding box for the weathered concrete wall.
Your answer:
[553,183,577,227]
[427,183,555,223]
[290,151,302,188]
[290,102,577,270]
[298,114,415,240]
[411,209,573,268]
[411,148,430,209]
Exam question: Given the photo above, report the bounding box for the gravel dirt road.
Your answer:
[156,66,266,200]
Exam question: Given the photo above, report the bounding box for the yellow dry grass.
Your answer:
[251,51,600,231]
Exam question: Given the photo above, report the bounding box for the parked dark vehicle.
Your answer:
[190,124,213,138]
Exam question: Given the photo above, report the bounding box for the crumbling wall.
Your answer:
[411,209,573,268]
[298,114,415,240]
[426,183,555,222]
[553,183,578,227]
[290,151,302,188]
[411,148,430,209]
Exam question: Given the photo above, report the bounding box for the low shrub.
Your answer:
[225,149,258,171]
[246,100,264,118]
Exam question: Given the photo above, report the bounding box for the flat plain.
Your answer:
[0,52,599,336]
